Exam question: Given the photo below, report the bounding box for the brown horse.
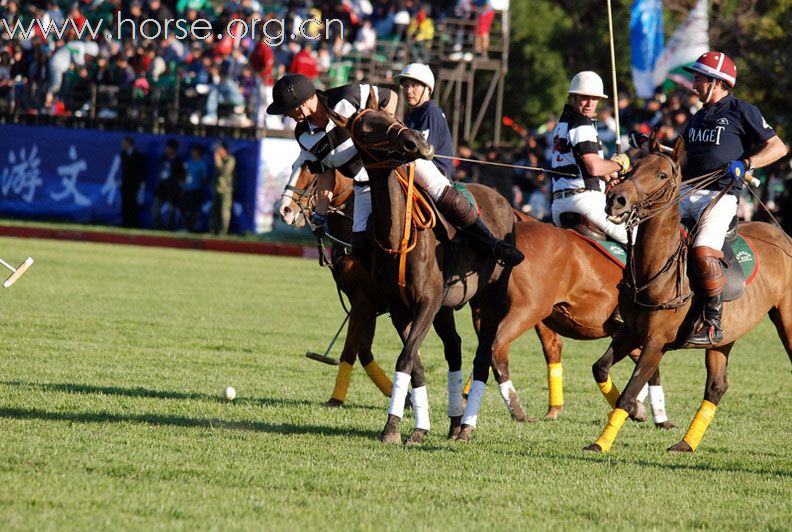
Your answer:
[326,93,522,444]
[585,140,792,453]
[280,165,640,423]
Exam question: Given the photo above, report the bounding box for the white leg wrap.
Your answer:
[637,382,649,403]
[411,385,430,431]
[649,385,668,424]
[447,370,464,417]
[498,380,516,409]
[387,372,411,419]
[461,380,486,428]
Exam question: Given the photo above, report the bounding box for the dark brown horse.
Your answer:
[327,93,520,444]
[585,140,792,453]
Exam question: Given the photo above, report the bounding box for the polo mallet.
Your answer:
[1,256,33,288]
[305,313,349,365]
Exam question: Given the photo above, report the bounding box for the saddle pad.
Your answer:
[452,182,480,215]
[568,230,627,269]
[730,234,758,283]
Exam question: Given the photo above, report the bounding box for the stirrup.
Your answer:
[686,322,724,346]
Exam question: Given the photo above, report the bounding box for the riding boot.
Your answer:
[687,247,726,345]
[350,231,372,271]
[436,187,525,267]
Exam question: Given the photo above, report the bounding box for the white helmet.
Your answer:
[394,63,435,94]
[568,71,608,99]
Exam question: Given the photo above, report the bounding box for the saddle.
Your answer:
[684,216,755,302]
[559,212,608,241]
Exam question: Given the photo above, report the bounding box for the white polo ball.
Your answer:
[223,386,236,401]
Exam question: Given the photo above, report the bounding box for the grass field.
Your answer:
[0,235,790,530]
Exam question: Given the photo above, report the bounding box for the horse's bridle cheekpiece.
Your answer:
[266,74,316,115]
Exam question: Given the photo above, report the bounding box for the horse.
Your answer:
[325,91,523,444]
[279,164,647,424]
[585,139,792,453]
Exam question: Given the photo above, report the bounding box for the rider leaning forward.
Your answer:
[266,71,524,267]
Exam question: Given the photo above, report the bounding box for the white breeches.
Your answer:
[679,187,738,250]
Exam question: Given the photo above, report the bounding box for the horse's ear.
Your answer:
[327,108,349,129]
[647,129,660,153]
[671,136,685,164]
[367,86,379,110]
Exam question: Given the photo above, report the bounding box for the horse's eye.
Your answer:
[658,172,668,180]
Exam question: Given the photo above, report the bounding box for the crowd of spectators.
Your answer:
[0,0,500,129]
[453,89,792,232]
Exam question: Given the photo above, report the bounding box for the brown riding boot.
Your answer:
[436,187,525,266]
[687,246,726,345]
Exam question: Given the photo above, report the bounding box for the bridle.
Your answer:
[618,151,681,230]
[347,108,414,170]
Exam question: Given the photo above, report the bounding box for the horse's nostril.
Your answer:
[616,196,627,208]
[283,206,291,215]
[404,140,416,152]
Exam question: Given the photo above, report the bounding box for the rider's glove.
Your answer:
[725,159,747,181]
[611,153,631,175]
[311,212,327,238]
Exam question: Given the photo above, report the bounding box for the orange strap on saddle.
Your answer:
[376,163,436,306]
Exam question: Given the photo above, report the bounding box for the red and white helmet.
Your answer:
[684,51,737,87]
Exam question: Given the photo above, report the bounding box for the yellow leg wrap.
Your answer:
[363,361,392,397]
[331,362,353,403]
[682,400,717,451]
[547,362,564,407]
[597,375,621,408]
[462,375,472,398]
[594,408,629,452]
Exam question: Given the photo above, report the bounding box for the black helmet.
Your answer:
[266,74,316,115]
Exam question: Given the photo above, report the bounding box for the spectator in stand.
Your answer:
[407,7,435,61]
[144,0,175,25]
[354,19,377,54]
[474,0,495,56]
[289,43,319,80]
[596,107,617,156]
[454,141,480,183]
[393,6,411,41]
[152,139,185,230]
[203,63,248,126]
[210,141,236,235]
[183,145,209,232]
[250,39,275,128]
[120,136,146,228]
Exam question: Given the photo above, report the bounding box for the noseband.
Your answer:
[348,108,412,169]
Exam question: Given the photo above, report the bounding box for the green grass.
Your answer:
[0,235,790,530]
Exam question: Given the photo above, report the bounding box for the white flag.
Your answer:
[652,0,709,88]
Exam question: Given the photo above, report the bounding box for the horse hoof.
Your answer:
[544,405,563,420]
[405,429,427,446]
[512,412,537,423]
[448,416,462,440]
[583,443,603,453]
[456,424,475,442]
[323,398,343,408]
[379,431,402,445]
[655,421,676,430]
[667,440,693,453]
[629,401,648,423]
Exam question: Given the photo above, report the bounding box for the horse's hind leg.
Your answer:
[432,307,465,439]
[535,323,564,420]
[768,298,792,367]
[669,343,734,453]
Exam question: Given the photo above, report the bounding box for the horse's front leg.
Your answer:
[592,328,643,418]
[380,302,440,445]
[431,307,464,440]
[585,338,666,453]
[668,343,734,453]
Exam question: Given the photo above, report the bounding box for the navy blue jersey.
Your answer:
[405,100,454,178]
[683,94,776,191]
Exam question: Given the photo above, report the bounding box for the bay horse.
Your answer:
[326,92,521,444]
[585,139,792,453]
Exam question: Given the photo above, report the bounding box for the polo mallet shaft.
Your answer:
[305,313,349,366]
[1,256,33,288]
[606,0,622,154]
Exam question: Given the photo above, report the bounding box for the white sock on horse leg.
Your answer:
[411,385,430,431]
[637,382,649,403]
[387,372,411,418]
[447,370,464,417]
[461,380,486,428]
[649,385,668,423]
[498,380,516,409]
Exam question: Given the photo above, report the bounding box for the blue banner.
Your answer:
[0,125,260,233]
[630,0,664,99]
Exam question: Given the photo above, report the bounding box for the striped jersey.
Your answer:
[550,104,605,193]
[291,83,392,184]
